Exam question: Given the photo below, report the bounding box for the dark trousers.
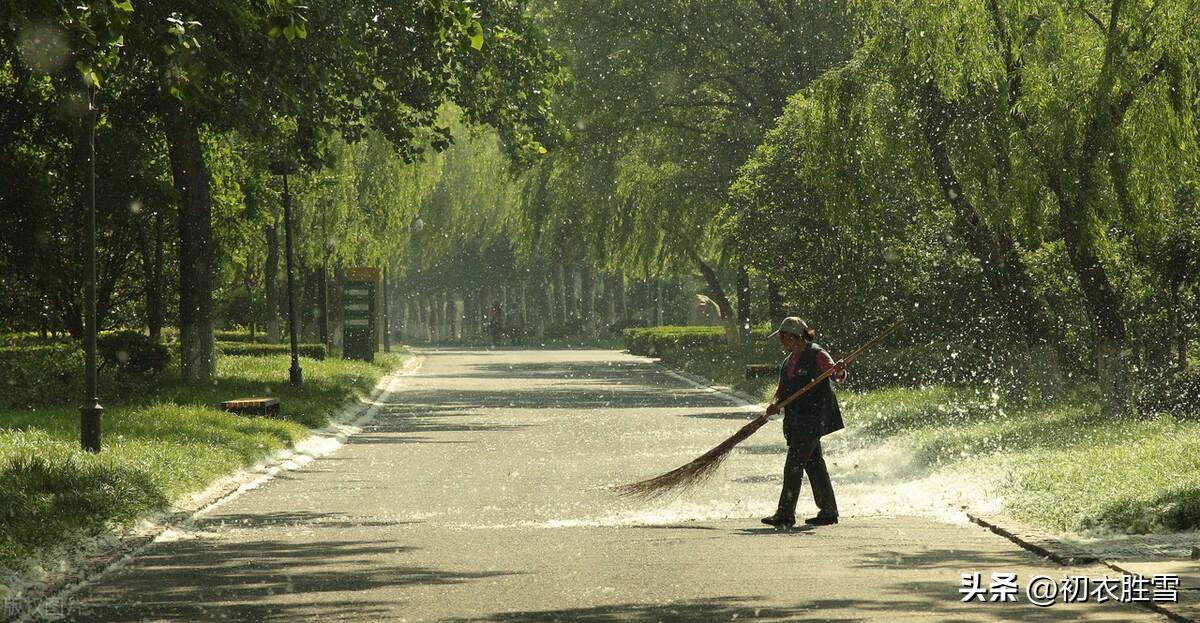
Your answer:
[775,436,838,521]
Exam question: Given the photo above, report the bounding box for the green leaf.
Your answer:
[467,21,484,50]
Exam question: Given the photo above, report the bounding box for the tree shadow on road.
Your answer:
[64,537,519,623]
[441,596,859,623]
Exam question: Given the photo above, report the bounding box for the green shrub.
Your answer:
[623,325,731,355]
[214,329,271,343]
[98,330,169,374]
[216,341,327,360]
[0,342,86,409]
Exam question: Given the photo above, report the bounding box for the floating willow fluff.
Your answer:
[613,319,905,499]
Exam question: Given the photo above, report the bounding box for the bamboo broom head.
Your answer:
[612,416,769,499]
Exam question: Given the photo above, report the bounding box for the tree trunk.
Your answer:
[243,266,256,341]
[139,208,166,340]
[654,278,664,326]
[555,265,567,327]
[264,220,280,343]
[767,279,784,326]
[1176,287,1187,371]
[1053,173,1129,414]
[582,264,596,336]
[163,106,215,379]
[736,267,750,339]
[617,270,628,324]
[404,297,415,340]
[917,78,1062,399]
[988,0,1153,412]
[319,255,330,349]
[520,282,528,331]
[57,110,92,340]
[606,273,618,327]
[568,266,580,324]
[541,275,553,337]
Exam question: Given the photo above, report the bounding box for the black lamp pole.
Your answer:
[270,160,302,386]
[80,85,102,452]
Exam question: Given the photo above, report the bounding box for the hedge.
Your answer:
[213,330,272,344]
[623,325,767,356]
[215,342,327,360]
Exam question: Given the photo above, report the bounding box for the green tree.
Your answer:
[522,0,856,340]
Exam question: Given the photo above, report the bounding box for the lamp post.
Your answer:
[80,84,102,453]
[270,159,302,386]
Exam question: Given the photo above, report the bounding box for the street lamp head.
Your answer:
[269,160,299,176]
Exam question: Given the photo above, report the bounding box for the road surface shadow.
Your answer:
[442,596,857,623]
[64,538,519,623]
[734,525,818,536]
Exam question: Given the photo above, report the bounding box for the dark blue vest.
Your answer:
[778,342,845,440]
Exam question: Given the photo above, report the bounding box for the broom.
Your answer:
[613,319,905,499]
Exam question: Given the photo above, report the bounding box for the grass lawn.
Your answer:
[845,386,1200,533]
[0,349,408,578]
[651,341,1200,535]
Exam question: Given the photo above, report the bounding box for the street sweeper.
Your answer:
[760,316,847,529]
[614,319,903,503]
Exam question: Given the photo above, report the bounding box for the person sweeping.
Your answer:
[613,319,901,501]
[760,317,846,528]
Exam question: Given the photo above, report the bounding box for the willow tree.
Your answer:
[729,0,1200,407]
[521,0,856,340]
[983,0,1200,410]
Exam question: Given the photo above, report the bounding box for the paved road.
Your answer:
[56,348,1167,622]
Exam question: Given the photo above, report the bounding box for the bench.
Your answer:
[745,363,777,380]
[220,397,281,417]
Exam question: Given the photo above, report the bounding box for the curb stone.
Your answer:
[966,497,1194,622]
[640,355,767,408]
[1,354,423,623]
[965,512,1099,565]
[1103,560,1196,623]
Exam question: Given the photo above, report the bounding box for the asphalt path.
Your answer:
[53,348,1168,622]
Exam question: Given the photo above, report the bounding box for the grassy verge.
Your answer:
[0,350,408,577]
[650,339,1200,535]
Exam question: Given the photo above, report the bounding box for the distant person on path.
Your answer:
[761,316,847,528]
[488,301,502,346]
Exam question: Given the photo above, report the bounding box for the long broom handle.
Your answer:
[763,319,906,418]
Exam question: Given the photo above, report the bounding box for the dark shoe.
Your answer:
[804,515,838,526]
[761,515,795,528]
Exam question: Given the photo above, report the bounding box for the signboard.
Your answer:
[342,267,380,362]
